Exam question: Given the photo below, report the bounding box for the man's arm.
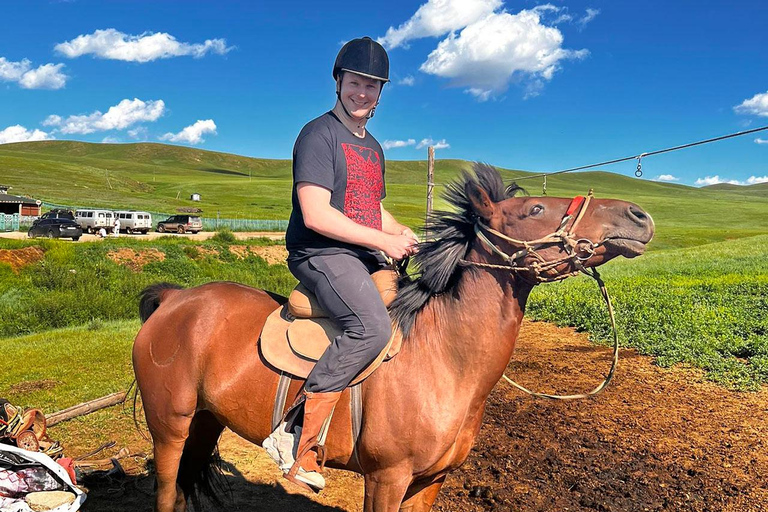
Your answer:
[298,183,416,259]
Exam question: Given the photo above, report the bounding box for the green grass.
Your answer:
[1,141,767,392]
[527,235,768,390]
[2,141,767,249]
[0,320,137,411]
[0,236,296,338]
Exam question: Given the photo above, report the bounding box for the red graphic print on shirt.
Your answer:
[341,143,383,230]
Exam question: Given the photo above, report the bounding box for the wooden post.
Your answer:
[426,146,435,229]
[47,392,127,427]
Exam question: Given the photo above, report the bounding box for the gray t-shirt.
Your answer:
[286,111,387,263]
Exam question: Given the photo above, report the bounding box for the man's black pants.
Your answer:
[288,253,392,393]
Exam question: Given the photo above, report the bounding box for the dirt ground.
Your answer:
[48,320,767,512]
[0,245,45,271]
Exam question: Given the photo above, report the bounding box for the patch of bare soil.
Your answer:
[106,248,165,272]
[229,244,288,265]
[54,320,768,512]
[8,379,60,394]
[434,321,768,512]
[0,246,45,272]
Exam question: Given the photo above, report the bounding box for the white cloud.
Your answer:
[734,91,768,117]
[160,119,217,145]
[378,0,502,49]
[418,8,588,100]
[43,98,165,134]
[55,28,234,63]
[695,175,742,186]
[746,175,768,184]
[755,138,768,144]
[18,63,68,89]
[382,138,416,150]
[398,75,415,86]
[0,57,28,81]
[577,8,600,28]
[0,57,68,89]
[127,126,148,140]
[0,125,54,144]
[416,138,450,150]
[101,136,121,143]
[654,174,679,182]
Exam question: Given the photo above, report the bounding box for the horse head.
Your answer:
[465,169,655,283]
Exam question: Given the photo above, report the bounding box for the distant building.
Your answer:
[0,186,41,216]
[191,193,201,201]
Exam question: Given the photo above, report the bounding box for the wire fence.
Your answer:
[36,201,288,232]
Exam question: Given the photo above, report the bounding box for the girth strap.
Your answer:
[271,373,292,431]
[270,373,349,452]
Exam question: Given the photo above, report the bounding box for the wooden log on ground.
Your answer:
[47,392,127,427]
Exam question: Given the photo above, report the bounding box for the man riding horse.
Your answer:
[262,36,419,491]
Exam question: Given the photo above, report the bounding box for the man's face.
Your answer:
[338,72,382,118]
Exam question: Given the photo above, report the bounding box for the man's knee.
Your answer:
[364,314,392,351]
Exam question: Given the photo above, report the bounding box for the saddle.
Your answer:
[259,269,403,386]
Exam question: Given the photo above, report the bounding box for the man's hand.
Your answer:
[400,227,420,245]
[379,233,418,260]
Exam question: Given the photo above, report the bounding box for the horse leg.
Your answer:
[153,437,189,512]
[399,476,446,512]
[363,469,413,512]
[147,409,195,512]
[177,411,226,507]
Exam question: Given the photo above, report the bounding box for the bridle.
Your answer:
[460,191,620,400]
[459,191,598,284]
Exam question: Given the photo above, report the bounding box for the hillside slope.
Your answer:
[1,140,767,249]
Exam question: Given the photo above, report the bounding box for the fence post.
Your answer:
[426,146,435,230]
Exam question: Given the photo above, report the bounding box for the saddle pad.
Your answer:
[288,269,399,318]
[259,305,402,386]
[288,317,402,361]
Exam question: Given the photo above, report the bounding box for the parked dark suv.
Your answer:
[40,209,75,220]
[156,215,203,234]
[28,218,83,240]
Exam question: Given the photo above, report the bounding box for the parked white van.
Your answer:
[75,209,114,233]
[114,211,152,234]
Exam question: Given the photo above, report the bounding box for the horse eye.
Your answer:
[530,205,544,216]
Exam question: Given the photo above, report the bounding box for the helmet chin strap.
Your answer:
[336,88,382,123]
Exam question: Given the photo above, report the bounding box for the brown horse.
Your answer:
[133,164,654,512]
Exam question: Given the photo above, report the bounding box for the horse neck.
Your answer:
[408,255,532,395]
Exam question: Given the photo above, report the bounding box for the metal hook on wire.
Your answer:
[635,153,647,177]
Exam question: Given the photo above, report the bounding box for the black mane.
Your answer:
[390,163,525,337]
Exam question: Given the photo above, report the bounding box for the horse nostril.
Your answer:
[629,205,648,223]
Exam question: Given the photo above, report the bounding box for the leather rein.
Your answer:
[459,191,619,400]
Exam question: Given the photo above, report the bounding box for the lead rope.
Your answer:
[501,267,619,400]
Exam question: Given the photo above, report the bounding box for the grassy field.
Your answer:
[2,141,767,250]
[0,234,295,338]
[1,140,766,399]
[527,235,768,390]
[1,232,766,390]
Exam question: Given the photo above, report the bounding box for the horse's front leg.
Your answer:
[363,467,413,512]
[399,475,447,512]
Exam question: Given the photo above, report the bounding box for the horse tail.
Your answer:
[177,411,231,509]
[139,282,183,323]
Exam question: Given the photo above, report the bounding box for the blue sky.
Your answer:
[1,0,766,187]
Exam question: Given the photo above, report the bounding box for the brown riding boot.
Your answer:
[284,390,342,492]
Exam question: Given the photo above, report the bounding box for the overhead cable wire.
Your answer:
[507,125,768,181]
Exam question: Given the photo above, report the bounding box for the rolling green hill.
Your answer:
[1,140,767,249]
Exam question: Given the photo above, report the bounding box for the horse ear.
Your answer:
[466,182,495,220]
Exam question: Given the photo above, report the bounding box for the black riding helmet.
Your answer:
[333,36,389,83]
